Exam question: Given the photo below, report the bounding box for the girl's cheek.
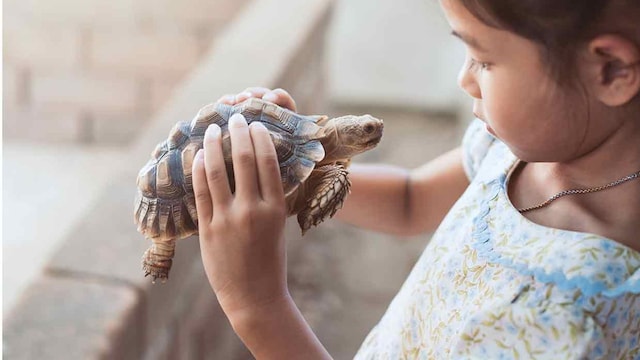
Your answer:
[481,83,504,125]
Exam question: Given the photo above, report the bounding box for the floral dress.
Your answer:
[353,119,640,359]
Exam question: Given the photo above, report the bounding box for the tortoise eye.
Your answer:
[364,124,374,134]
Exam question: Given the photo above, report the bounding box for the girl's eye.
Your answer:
[468,58,490,72]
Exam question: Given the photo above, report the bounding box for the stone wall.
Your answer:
[3,0,336,358]
[3,0,249,144]
[328,0,468,111]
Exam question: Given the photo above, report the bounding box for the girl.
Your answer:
[191,0,640,358]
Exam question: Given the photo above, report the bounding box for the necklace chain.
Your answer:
[517,170,640,213]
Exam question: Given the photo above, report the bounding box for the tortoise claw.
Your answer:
[142,261,170,284]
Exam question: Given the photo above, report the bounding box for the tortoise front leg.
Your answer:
[142,239,176,283]
[297,164,351,234]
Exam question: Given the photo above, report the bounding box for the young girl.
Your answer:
[191,0,640,358]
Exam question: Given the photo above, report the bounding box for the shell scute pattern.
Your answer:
[152,141,169,160]
[190,103,229,138]
[135,98,326,242]
[254,100,296,133]
[167,121,191,150]
[181,142,199,194]
[155,150,184,198]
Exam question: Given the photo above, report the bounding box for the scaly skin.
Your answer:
[142,240,176,283]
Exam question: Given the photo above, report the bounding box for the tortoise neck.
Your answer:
[319,119,343,162]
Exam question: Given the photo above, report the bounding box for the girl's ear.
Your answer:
[586,34,640,106]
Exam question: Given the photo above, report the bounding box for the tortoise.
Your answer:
[134,98,384,282]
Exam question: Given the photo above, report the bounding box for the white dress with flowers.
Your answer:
[353,119,640,359]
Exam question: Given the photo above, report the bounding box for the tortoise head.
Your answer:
[321,114,384,160]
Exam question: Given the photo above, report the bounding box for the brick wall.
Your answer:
[3,0,249,145]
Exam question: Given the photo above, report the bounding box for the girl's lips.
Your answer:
[472,111,495,135]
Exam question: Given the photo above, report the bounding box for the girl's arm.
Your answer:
[192,113,331,358]
[335,147,469,236]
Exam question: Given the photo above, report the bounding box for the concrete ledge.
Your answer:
[4,0,335,358]
[3,275,143,360]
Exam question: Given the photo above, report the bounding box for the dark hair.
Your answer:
[458,0,640,88]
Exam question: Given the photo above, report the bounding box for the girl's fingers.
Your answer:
[216,94,236,105]
[235,87,297,112]
[235,91,254,103]
[249,122,285,202]
[204,124,233,208]
[241,87,271,98]
[263,88,297,112]
[228,114,260,201]
[192,150,213,222]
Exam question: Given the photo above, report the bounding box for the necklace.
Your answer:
[517,169,640,213]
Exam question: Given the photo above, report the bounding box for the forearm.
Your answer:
[228,295,332,360]
[334,163,414,236]
[335,148,468,236]
[404,147,469,234]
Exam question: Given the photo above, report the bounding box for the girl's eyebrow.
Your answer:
[451,30,488,52]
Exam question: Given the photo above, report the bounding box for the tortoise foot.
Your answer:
[297,164,351,235]
[142,246,173,284]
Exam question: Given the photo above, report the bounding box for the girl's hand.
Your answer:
[217,87,297,112]
[192,113,289,316]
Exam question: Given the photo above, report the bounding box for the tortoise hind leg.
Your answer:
[297,164,351,235]
[142,239,176,283]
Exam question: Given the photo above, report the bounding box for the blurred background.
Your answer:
[3,0,470,358]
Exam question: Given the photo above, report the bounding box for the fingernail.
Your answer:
[229,114,246,127]
[250,121,267,130]
[224,95,235,103]
[205,124,220,138]
[195,149,204,160]
[263,92,277,102]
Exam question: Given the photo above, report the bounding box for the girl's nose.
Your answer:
[457,58,482,100]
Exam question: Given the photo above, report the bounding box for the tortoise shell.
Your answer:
[134,98,326,242]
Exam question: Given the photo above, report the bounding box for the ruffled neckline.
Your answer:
[471,142,640,298]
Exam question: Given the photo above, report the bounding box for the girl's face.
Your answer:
[440,0,617,162]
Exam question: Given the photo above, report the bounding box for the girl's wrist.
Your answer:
[224,292,332,359]
[226,292,295,334]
